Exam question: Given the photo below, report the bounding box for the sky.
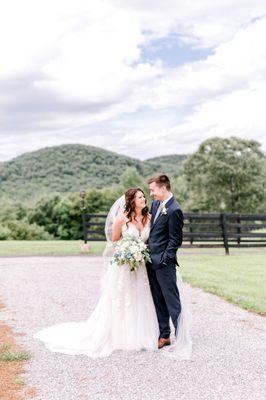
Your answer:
[0,0,266,161]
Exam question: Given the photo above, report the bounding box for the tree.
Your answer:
[27,188,124,240]
[0,200,28,223]
[28,194,63,237]
[170,173,190,209]
[121,167,144,190]
[183,137,266,213]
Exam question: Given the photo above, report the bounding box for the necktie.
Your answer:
[153,202,162,223]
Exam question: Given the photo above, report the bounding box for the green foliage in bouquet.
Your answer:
[112,235,151,272]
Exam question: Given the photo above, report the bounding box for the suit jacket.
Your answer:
[147,196,183,270]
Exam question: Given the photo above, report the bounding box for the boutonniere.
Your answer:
[160,205,168,215]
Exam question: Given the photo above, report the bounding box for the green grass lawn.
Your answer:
[0,240,106,256]
[179,248,266,316]
[0,241,265,316]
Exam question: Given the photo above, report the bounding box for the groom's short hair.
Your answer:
[147,173,171,190]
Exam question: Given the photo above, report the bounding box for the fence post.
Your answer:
[236,215,241,246]
[189,216,193,245]
[80,190,88,244]
[220,213,229,255]
[82,211,88,244]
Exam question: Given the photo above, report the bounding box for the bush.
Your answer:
[5,221,53,240]
[0,225,12,240]
[0,200,29,223]
[28,188,124,240]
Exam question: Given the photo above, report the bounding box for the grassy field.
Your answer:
[179,248,266,316]
[0,240,105,256]
[0,241,265,316]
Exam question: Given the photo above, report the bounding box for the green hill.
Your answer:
[0,144,187,202]
[146,154,187,175]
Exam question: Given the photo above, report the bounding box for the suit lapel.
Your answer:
[165,195,175,208]
[152,209,163,228]
[150,196,175,232]
[151,201,160,226]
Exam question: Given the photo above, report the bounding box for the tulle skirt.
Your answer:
[33,261,160,357]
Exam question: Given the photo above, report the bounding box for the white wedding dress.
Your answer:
[33,221,160,357]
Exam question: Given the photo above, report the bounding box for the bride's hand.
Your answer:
[111,213,127,241]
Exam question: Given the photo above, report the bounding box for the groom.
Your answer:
[146,173,183,349]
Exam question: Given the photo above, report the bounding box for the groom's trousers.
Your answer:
[147,264,181,339]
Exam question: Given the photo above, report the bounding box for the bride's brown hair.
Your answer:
[124,188,149,227]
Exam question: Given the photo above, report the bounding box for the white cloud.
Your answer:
[111,0,266,47]
[0,0,266,161]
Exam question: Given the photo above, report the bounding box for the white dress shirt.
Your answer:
[153,193,173,222]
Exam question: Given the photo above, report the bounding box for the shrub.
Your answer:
[5,221,53,240]
[0,225,12,240]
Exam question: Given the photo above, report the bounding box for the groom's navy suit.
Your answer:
[146,195,183,339]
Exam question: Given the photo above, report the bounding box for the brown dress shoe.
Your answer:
[158,337,171,349]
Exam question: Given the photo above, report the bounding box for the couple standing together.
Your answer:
[34,173,192,360]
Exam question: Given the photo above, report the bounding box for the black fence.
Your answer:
[82,212,266,254]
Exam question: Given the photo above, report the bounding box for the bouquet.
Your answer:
[112,235,151,271]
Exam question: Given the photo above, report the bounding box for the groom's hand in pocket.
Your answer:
[160,208,183,266]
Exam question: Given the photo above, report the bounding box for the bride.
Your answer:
[33,188,192,359]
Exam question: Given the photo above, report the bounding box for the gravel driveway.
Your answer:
[0,256,265,400]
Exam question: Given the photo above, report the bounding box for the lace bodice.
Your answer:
[122,221,150,242]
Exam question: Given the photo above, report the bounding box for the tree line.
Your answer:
[0,137,265,240]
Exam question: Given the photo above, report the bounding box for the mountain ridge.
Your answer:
[0,144,187,201]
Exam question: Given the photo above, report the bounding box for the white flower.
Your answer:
[130,245,139,253]
[112,235,151,272]
[135,252,143,262]
[140,242,146,250]
[161,205,168,215]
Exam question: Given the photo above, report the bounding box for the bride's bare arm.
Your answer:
[112,214,127,242]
